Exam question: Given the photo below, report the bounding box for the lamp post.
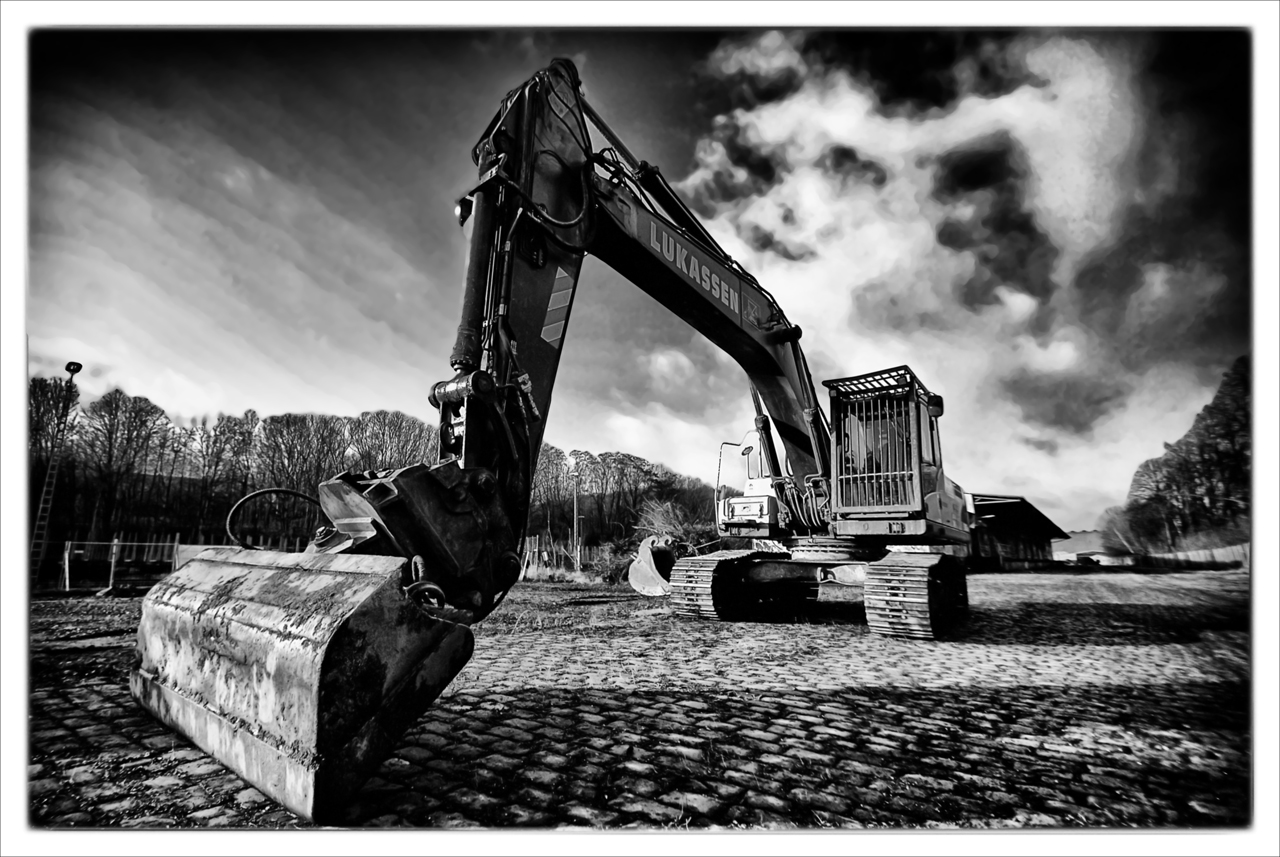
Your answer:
[30,361,83,585]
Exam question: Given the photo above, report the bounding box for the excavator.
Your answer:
[130,58,971,824]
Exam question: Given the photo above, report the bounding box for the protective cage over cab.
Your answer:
[823,365,948,527]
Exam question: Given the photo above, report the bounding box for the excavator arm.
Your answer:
[313,58,834,625]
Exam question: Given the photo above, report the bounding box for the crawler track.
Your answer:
[673,549,968,638]
[669,550,757,619]
[670,549,817,621]
[864,552,969,640]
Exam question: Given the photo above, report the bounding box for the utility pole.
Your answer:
[30,361,83,587]
[572,467,580,574]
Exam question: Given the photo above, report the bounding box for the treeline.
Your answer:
[28,378,717,572]
[529,445,718,551]
[1099,355,1251,555]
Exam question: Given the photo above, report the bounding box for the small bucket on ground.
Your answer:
[628,535,677,596]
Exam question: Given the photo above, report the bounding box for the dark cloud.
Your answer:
[1140,30,1250,242]
[1001,371,1132,436]
[692,30,1036,122]
[1021,437,1061,455]
[817,144,887,189]
[801,30,1034,113]
[1072,231,1149,337]
[933,137,1020,196]
[743,224,815,262]
[850,282,956,335]
[719,117,785,186]
[932,132,1059,311]
[685,115,790,215]
[940,34,1247,436]
[699,59,807,114]
[1072,213,1249,383]
[1064,30,1251,388]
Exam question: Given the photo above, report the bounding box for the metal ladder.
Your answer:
[29,415,70,585]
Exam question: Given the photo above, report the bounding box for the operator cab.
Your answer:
[715,428,784,539]
[823,366,969,545]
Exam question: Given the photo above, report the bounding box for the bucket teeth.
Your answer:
[130,548,474,823]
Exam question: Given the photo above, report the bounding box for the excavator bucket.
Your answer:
[130,548,474,823]
[627,535,676,596]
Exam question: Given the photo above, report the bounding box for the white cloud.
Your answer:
[709,29,808,80]
[644,349,698,397]
[1011,332,1084,374]
[994,287,1039,326]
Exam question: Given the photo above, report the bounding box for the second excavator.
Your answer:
[131,58,971,823]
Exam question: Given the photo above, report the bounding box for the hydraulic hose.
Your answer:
[224,487,321,550]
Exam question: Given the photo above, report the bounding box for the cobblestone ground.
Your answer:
[27,571,1251,830]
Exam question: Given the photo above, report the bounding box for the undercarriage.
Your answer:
[670,539,969,639]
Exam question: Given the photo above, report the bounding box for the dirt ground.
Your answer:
[27,569,1252,830]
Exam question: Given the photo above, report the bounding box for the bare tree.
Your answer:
[28,375,82,550]
[598,451,654,535]
[184,412,263,532]
[1098,506,1138,555]
[29,375,80,465]
[254,414,351,492]
[530,442,573,537]
[30,376,77,459]
[249,413,352,542]
[348,410,438,473]
[568,449,603,538]
[75,389,172,538]
[134,420,183,527]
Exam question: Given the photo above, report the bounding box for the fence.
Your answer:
[1143,543,1250,570]
[51,532,646,592]
[60,537,179,593]
[55,533,314,593]
[520,534,606,574]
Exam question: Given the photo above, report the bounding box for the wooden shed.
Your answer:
[968,493,1069,571]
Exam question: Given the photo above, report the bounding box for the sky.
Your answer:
[17,25,1262,532]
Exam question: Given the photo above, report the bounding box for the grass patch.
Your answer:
[519,566,599,585]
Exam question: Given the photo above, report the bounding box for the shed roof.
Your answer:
[969,493,1070,542]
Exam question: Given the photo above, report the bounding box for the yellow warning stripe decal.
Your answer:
[540,267,576,348]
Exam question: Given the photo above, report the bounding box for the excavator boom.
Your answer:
[589,177,829,484]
